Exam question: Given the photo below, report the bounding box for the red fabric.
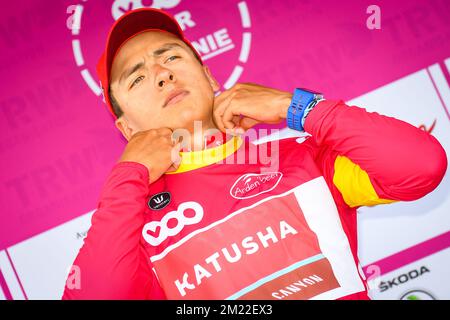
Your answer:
[62,100,447,300]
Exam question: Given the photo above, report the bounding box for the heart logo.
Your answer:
[145,222,161,238]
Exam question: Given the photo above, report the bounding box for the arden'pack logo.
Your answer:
[68,0,253,99]
[230,172,283,199]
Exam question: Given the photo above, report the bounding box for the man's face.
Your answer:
[110,30,219,139]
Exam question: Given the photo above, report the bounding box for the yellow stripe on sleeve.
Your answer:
[333,155,397,208]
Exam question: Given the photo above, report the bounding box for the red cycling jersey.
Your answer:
[62,99,447,300]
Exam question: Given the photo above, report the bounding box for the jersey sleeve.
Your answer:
[304,99,448,208]
[62,162,164,299]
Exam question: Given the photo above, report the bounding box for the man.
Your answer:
[62,8,447,300]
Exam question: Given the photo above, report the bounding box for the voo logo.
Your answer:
[142,201,203,246]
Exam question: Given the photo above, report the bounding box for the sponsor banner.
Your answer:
[366,247,450,300]
[4,212,93,299]
[352,64,450,267]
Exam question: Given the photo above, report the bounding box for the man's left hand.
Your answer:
[213,83,292,134]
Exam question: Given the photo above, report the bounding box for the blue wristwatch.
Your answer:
[287,88,323,131]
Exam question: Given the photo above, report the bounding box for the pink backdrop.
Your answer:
[1,0,449,254]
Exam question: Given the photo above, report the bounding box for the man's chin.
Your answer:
[173,106,209,126]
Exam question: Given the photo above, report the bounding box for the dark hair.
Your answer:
[108,87,123,118]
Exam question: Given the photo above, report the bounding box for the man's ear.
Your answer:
[203,65,220,92]
[115,116,134,141]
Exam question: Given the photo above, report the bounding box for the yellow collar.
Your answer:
[166,136,243,174]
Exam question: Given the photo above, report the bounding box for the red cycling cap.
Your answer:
[96,8,203,118]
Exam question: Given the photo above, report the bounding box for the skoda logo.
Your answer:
[400,290,436,300]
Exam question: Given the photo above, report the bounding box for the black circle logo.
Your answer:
[148,192,171,210]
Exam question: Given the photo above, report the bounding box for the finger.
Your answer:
[232,115,241,128]
[158,127,174,137]
[214,92,235,132]
[213,88,233,111]
[167,159,181,173]
[170,142,182,166]
[239,117,260,131]
[166,164,179,172]
[213,99,231,132]
[222,104,240,130]
[226,116,242,136]
[214,97,233,132]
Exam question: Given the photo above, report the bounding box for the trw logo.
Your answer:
[230,172,283,199]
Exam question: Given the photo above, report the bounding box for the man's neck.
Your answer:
[179,119,232,152]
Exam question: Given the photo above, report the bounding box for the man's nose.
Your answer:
[155,66,175,88]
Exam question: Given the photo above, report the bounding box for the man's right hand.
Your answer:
[119,128,182,183]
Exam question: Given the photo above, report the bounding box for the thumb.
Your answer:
[167,142,182,172]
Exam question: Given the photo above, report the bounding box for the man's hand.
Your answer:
[119,128,181,183]
[213,83,292,134]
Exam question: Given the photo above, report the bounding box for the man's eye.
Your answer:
[166,55,180,63]
[130,75,144,88]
